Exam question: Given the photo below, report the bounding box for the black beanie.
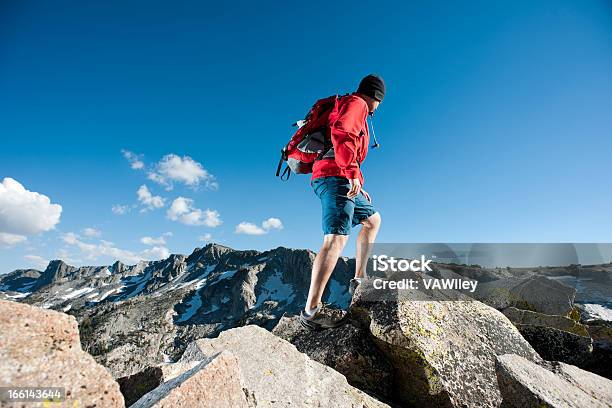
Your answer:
[357,74,385,102]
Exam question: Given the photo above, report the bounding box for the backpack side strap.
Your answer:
[280,166,291,181]
[275,148,291,180]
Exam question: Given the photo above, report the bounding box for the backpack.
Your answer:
[275,94,345,180]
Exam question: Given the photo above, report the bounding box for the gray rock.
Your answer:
[350,275,541,408]
[503,307,589,336]
[177,325,389,407]
[131,351,249,408]
[495,353,612,408]
[502,307,593,366]
[431,263,501,282]
[583,324,612,379]
[472,275,576,316]
[78,293,183,378]
[588,324,612,351]
[272,314,394,403]
[517,325,592,366]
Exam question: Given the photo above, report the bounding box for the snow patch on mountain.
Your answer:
[62,287,96,300]
[4,292,31,299]
[210,269,238,284]
[252,271,295,309]
[580,303,612,321]
[175,290,203,323]
[116,269,153,300]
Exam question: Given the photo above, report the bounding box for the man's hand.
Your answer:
[347,178,362,198]
[361,189,372,202]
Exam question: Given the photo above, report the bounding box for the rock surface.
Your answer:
[350,275,542,408]
[0,299,124,407]
[272,314,394,402]
[131,351,249,408]
[495,353,612,408]
[117,366,164,407]
[118,355,216,405]
[503,307,589,336]
[472,276,576,316]
[516,325,592,366]
[583,323,612,379]
[503,307,593,365]
[175,325,389,407]
[2,245,610,406]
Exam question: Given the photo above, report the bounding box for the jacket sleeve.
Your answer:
[330,98,367,180]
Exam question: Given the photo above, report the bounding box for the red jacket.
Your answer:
[311,94,370,185]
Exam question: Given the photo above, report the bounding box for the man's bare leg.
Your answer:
[355,212,381,279]
[305,234,349,310]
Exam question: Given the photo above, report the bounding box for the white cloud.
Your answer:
[199,233,212,242]
[235,217,284,235]
[121,149,144,170]
[0,232,28,246]
[56,248,82,265]
[235,222,266,235]
[0,178,62,245]
[112,204,130,215]
[137,185,165,211]
[167,197,190,219]
[166,197,222,227]
[148,154,217,190]
[262,217,284,231]
[141,232,172,246]
[82,227,101,238]
[24,254,49,269]
[61,232,170,264]
[61,232,80,245]
[141,246,170,260]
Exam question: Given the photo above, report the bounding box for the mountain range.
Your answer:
[0,243,354,377]
[1,243,610,381]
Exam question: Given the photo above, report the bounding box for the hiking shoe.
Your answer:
[299,304,348,331]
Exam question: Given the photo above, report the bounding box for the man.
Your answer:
[300,74,385,331]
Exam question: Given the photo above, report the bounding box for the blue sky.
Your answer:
[1,0,611,273]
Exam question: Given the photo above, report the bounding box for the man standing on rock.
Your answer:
[300,74,385,331]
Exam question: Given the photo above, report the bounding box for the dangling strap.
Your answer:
[368,114,380,148]
[280,166,291,181]
[275,153,284,177]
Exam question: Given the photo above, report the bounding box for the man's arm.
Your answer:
[330,98,367,197]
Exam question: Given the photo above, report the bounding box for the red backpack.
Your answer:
[276,94,345,180]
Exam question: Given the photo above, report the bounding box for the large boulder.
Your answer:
[516,326,592,366]
[272,314,394,403]
[118,351,241,406]
[583,324,612,379]
[502,307,589,336]
[0,299,124,407]
[495,354,612,407]
[131,351,249,408]
[502,307,593,365]
[175,325,389,407]
[472,276,576,316]
[350,275,542,408]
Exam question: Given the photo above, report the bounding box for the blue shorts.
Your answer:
[312,176,377,235]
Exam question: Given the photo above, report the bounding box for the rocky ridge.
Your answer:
[1,244,611,407]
